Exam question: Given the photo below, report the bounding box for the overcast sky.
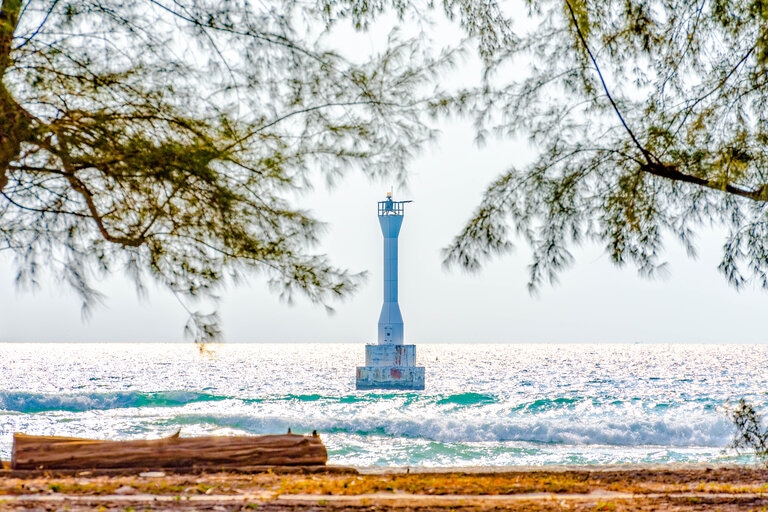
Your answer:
[2,7,767,344]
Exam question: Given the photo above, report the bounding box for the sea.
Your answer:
[1,342,766,467]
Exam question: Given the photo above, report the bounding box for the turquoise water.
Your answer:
[0,343,764,467]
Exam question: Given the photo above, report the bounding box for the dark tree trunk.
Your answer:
[0,0,28,192]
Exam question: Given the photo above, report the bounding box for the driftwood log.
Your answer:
[11,432,327,470]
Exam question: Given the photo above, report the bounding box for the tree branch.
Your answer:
[0,0,33,187]
[47,143,145,247]
[13,0,59,52]
[147,0,333,68]
[62,171,144,247]
[563,0,768,203]
[671,46,755,140]
[640,161,768,201]
[0,189,90,218]
[563,0,657,166]
[223,100,394,152]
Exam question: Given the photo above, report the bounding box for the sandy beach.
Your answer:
[3,464,768,510]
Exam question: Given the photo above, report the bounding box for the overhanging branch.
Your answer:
[641,161,768,201]
[223,100,394,152]
[563,0,768,203]
[62,171,144,247]
[0,189,90,218]
[563,0,656,166]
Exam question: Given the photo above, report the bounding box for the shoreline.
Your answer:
[2,460,754,472]
[1,460,756,474]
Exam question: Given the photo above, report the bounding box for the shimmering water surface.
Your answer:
[1,343,765,467]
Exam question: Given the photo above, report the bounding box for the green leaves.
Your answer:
[443,0,768,293]
[0,0,458,342]
[564,0,591,41]
[730,399,768,465]
[9,0,768,338]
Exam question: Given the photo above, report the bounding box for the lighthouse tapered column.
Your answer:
[378,206,404,345]
[355,193,424,390]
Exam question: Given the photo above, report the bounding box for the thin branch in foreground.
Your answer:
[563,0,768,203]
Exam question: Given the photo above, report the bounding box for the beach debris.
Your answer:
[11,431,327,470]
[139,471,166,478]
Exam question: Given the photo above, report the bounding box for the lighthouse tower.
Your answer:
[356,193,425,390]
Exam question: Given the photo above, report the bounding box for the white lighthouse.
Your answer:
[356,193,425,390]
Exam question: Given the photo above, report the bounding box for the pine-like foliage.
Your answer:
[443,0,768,292]
[730,399,768,465]
[0,0,466,341]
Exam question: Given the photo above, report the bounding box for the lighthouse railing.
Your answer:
[378,200,410,216]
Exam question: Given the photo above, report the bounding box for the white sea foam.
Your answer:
[0,343,764,466]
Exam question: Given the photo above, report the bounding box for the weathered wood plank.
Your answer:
[11,432,327,470]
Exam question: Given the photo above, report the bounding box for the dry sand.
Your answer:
[2,464,768,511]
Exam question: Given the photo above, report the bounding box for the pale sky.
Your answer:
[1,117,766,344]
[1,7,767,344]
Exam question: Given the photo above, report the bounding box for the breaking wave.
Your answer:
[0,390,228,413]
[0,342,763,466]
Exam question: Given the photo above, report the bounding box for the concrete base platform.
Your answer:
[355,365,425,390]
[364,344,416,366]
